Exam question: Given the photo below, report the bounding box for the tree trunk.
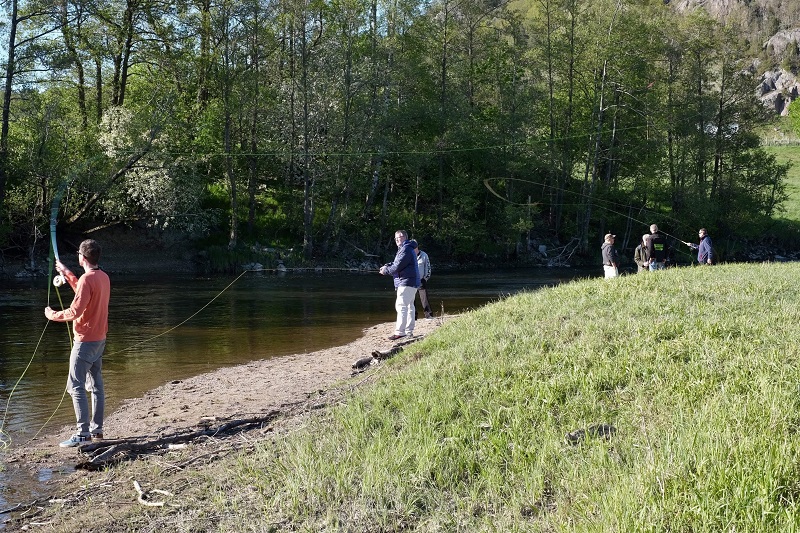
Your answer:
[60,0,88,129]
[301,16,313,260]
[0,0,19,211]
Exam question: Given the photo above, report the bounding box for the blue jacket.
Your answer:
[697,235,714,264]
[383,239,420,288]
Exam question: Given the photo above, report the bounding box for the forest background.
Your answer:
[2,0,800,273]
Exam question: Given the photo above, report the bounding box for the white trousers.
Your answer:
[394,286,418,336]
[603,265,618,279]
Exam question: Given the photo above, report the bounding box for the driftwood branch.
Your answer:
[0,498,49,516]
[351,335,422,374]
[76,412,280,470]
[133,480,169,507]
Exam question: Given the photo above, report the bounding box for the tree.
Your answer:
[0,0,61,214]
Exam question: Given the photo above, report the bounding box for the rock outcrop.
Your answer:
[764,29,800,59]
[756,68,800,116]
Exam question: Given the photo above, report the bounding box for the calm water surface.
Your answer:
[0,267,592,513]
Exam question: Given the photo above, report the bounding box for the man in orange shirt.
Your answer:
[44,239,111,448]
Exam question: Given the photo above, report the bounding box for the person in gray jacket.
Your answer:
[379,230,420,340]
[413,241,434,319]
[601,233,619,278]
[633,234,650,273]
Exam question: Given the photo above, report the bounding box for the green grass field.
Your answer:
[212,263,800,531]
[765,144,800,222]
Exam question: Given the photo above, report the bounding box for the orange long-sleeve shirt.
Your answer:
[50,268,110,342]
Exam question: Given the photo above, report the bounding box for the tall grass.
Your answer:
[765,144,800,223]
[209,263,800,531]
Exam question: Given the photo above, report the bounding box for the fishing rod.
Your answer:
[0,180,74,449]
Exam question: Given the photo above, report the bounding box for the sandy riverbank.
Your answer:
[2,316,447,525]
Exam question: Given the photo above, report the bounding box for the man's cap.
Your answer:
[604,233,616,241]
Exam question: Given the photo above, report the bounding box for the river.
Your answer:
[0,267,592,515]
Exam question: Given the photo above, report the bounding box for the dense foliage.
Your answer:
[0,0,790,262]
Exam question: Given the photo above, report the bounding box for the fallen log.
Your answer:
[352,355,374,370]
[352,335,422,374]
[372,335,420,360]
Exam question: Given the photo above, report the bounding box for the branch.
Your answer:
[65,134,157,225]
[133,480,170,507]
[76,412,280,470]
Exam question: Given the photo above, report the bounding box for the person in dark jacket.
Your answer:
[633,234,650,273]
[646,224,668,271]
[379,230,420,340]
[601,233,619,278]
[687,228,715,265]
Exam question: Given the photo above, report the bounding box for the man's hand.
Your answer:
[54,260,71,276]
[44,306,55,320]
[379,266,387,275]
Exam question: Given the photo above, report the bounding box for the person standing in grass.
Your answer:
[601,233,619,278]
[647,224,668,271]
[44,239,110,448]
[687,228,715,265]
[379,230,420,341]
[413,242,434,320]
[633,234,651,273]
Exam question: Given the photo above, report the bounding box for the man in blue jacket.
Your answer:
[379,230,420,340]
[687,228,715,265]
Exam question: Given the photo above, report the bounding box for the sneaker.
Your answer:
[91,433,104,442]
[59,434,90,448]
[425,316,435,321]
[387,334,406,341]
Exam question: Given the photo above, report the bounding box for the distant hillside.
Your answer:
[668,0,800,115]
[670,0,800,60]
[670,0,800,43]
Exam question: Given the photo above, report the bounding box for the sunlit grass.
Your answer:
[209,263,800,531]
[765,144,800,222]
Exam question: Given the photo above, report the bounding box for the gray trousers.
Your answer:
[67,340,105,435]
[417,278,433,318]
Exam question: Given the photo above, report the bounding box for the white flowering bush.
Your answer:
[98,107,137,159]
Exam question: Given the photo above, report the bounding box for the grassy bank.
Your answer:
[23,262,800,531]
[765,144,800,222]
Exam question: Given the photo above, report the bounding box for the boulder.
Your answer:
[764,29,800,59]
[757,69,800,115]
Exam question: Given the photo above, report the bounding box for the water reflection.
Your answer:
[0,267,592,511]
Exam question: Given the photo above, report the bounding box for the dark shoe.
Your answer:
[387,334,406,341]
[59,434,90,448]
[91,433,104,442]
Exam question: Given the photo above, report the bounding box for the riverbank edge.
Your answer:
[2,316,448,530]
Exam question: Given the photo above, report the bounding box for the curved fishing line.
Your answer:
[0,322,52,450]
[22,263,405,441]
[1,265,73,449]
[484,177,698,245]
[110,124,652,160]
[25,265,378,442]
[104,268,251,358]
[105,265,387,358]
[19,268,250,445]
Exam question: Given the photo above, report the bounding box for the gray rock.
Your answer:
[764,29,800,59]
